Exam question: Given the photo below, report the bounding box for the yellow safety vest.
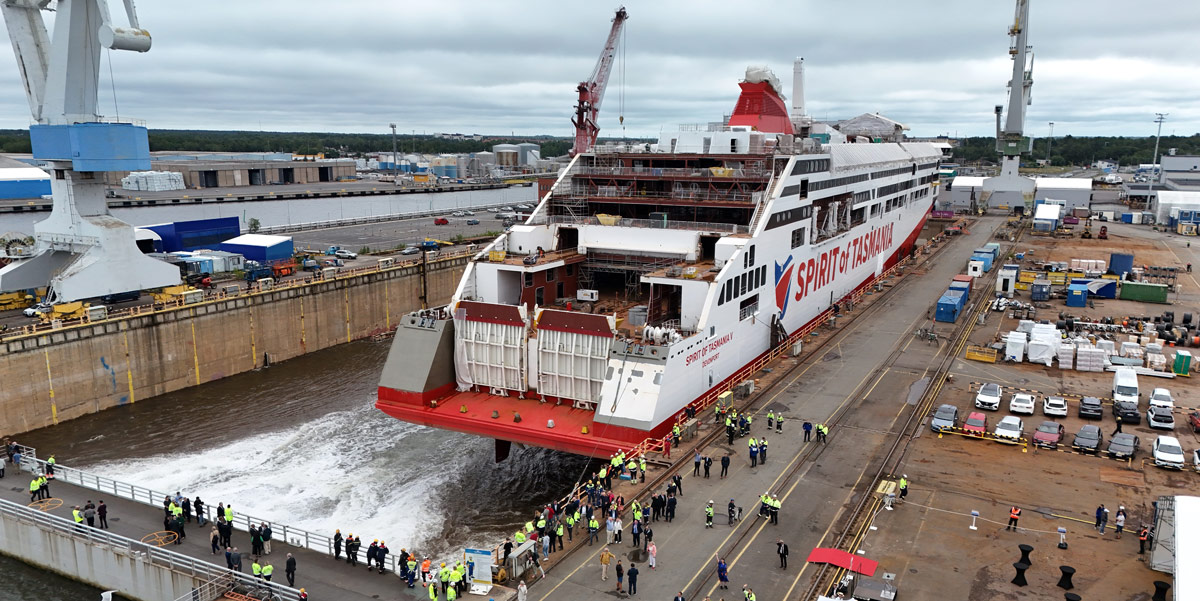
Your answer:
[73,509,83,523]
[262,565,274,576]
[589,518,599,530]
[706,506,714,516]
[556,524,564,536]
[252,563,262,576]
[225,508,233,521]
[749,438,757,448]
[524,521,534,533]
[29,479,39,491]
[515,531,526,543]
[536,519,546,530]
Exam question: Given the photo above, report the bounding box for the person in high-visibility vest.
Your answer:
[224,505,234,523]
[776,413,784,433]
[899,475,909,502]
[705,501,714,528]
[406,557,418,587]
[46,454,56,476]
[748,437,759,467]
[1007,506,1022,531]
[428,576,439,601]
[555,522,565,552]
[261,562,274,582]
[421,557,432,584]
[767,411,775,429]
[439,562,450,588]
[638,458,647,482]
[72,506,83,524]
[1139,526,1150,554]
[252,559,263,578]
[514,530,526,544]
[29,477,40,503]
[38,475,49,500]
[588,517,600,545]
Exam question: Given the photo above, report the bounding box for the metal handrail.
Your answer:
[529,214,745,234]
[565,188,762,204]
[171,573,235,601]
[0,249,476,344]
[254,201,515,235]
[0,497,300,601]
[572,166,771,180]
[19,455,409,575]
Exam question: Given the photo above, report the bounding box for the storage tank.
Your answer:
[516,143,541,165]
[493,144,520,167]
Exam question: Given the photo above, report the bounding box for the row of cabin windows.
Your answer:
[810,173,870,192]
[523,264,575,287]
[718,264,768,306]
[871,165,915,179]
[917,162,940,171]
[877,178,919,198]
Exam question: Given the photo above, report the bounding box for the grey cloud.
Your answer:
[0,0,1196,139]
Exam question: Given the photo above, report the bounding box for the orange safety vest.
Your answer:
[1139,528,1148,541]
[422,559,432,572]
[1010,507,1021,520]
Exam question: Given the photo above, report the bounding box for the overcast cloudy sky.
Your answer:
[0,1,1196,140]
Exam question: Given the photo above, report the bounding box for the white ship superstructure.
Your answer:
[377,69,940,458]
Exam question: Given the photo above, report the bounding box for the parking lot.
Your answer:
[853,220,1199,600]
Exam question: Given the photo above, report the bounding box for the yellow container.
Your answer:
[1019,271,1038,283]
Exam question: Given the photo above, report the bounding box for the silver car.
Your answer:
[993,415,1024,443]
[930,404,958,432]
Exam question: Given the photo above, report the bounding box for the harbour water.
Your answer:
[0,185,536,233]
[13,338,589,589]
[0,552,129,601]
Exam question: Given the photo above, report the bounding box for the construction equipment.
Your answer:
[270,260,296,277]
[981,0,1036,209]
[150,285,203,305]
[570,7,629,157]
[37,301,88,322]
[0,0,180,301]
[425,238,454,247]
[0,291,33,311]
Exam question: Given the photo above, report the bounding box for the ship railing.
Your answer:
[254,201,515,235]
[17,454,413,576]
[571,166,772,180]
[565,188,762,204]
[529,214,745,234]
[0,497,303,601]
[0,249,479,344]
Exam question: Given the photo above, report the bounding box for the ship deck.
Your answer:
[376,391,634,457]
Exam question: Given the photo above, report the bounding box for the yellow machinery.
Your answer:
[425,238,454,247]
[0,291,32,311]
[37,301,88,322]
[150,285,203,304]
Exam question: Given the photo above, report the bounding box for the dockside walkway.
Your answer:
[0,463,449,601]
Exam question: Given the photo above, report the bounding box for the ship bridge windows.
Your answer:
[792,158,830,176]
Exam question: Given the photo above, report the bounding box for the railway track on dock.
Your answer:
[801,218,1027,600]
[538,218,994,598]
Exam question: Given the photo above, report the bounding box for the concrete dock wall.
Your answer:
[0,256,468,435]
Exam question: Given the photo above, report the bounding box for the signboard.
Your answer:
[464,547,493,595]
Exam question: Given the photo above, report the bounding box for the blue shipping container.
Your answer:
[1071,278,1118,299]
[1109,252,1134,277]
[971,253,993,272]
[1031,280,1052,301]
[1066,283,1089,307]
[935,290,965,323]
[1121,213,1134,224]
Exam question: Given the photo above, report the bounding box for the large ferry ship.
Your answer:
[377,65,942,459]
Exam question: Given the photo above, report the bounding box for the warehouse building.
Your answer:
[1034,177,1092,213]
[0,156,50,199]
[221,234,294,263]
[105,158,356,189]
[143,217,242,253]
[946,175,985,211]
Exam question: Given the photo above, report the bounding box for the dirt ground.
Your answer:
[858,221,1198,600]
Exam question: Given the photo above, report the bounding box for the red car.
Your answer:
[1032,420,1066,449]
[963,411,988,437]
[1188,411,1200,433]
[434,218,449,225]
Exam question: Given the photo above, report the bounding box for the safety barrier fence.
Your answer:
[254,201,514,235]
[0,497,301,601]
[0,248,478,344]
[17,455,410,576]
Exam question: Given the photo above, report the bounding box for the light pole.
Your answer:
[1147,113,1168,212]
[389,123,398,185]
[1046,122,1054,164]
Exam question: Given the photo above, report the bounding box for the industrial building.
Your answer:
[108,159,356,189]
[0,156,50,199]
[141,217,241,253]
[220,233,294,263]
[946,175,1091,213]
[1033,177,1092,212]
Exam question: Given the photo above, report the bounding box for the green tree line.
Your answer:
[951,134,1200,167]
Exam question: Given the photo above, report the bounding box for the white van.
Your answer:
[1111,367,1139,404]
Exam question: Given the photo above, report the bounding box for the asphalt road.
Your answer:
[526,217,1006,601]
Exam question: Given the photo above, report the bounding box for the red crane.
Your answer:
[570,6,628,157]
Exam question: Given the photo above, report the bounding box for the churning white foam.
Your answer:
[87,402,463,554]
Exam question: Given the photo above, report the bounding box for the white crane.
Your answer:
[982,0,1037,211]
[0,0,179,302]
